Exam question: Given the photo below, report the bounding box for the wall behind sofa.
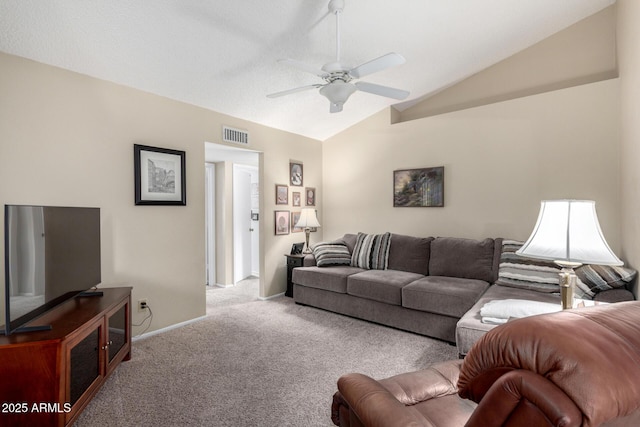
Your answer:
[0,52,322,335]
[618,0,640,297]
[322,79,621,256]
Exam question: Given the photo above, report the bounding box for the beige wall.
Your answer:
[617,0,640,297]
[0,52,323,334]
[398,5,617,122]
[323,79,621,255]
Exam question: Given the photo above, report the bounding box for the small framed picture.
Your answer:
[291,211,302,233]
[134,144,186,206]
[305,187,316,206]
[290,242,304,255]
[276,184,288,205]
[292,191,301,207]
[275,210,290,235]
[290,162,303,186]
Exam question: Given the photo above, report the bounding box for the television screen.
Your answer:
[2,205,101,335]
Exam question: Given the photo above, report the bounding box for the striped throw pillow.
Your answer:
[495,240,561,293]
[497,240,637,299]
[575,264,636,297]
[313,242,352,267]
[351,232,391,270]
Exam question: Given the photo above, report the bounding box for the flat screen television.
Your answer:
[2,205,101,335]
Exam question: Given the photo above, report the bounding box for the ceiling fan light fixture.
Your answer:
[267,0,409,112]
[319,81,357,105]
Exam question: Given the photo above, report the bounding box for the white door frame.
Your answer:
[205,163,216,286]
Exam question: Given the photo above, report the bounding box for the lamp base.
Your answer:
[556,261,582,310]
[303,228,312,254]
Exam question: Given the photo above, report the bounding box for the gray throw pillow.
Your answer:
[313,242,351,267]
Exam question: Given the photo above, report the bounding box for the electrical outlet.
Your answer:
[138,299,148,311]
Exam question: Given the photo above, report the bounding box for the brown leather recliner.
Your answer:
[332,301,640,427]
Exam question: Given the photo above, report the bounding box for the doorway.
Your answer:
[233,164,259,283]
[204,142,260,297]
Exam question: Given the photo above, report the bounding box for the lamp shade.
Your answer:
[516,200,622,266]
[295,208,321,228]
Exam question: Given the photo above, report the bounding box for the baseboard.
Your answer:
[258,292,284,301]
[132,315,207,342]
[209,283,233,288]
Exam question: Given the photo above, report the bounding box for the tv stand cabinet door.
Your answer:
[0,340,60,426]
[105,295,132,376]
[63,316,105,426]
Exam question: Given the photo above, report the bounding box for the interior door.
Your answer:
[233,166,252,283]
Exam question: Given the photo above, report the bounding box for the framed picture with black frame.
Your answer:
[290,242,304,255]
[134,144,186,206]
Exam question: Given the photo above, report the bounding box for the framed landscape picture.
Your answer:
[134,144,186,206]
[393,166,444,207]
[275,210,290,235]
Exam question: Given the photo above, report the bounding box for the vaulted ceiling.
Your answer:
[0,0,616,141]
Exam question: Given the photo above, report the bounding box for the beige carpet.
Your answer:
[75,282,458,426]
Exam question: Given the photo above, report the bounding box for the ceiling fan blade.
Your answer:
[267,84,323,98]
[349,52,406,79]
[354,81,410,100]
[278,59,329,78]
[329,102,343,113]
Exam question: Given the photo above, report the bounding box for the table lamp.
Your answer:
[295,208,321,254]
[516,200,623,309]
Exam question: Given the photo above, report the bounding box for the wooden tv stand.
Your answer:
[0,287,132,427]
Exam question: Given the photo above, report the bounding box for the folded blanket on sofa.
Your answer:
[480,299,561,324]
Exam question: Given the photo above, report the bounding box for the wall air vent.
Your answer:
[222,126,249,145]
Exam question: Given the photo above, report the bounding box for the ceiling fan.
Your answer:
[267,0,410,113]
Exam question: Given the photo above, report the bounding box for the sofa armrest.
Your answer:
[595,288,635,303]
[465,369,582,427]
[334,373,437,427]
[303,254,316,267]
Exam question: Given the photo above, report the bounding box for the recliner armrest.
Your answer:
[332,360,463,427]
[377,360,462,405]
[465,369,582,427]
[336,373,437,427]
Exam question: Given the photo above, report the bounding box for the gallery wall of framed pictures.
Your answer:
[274,160,318,235]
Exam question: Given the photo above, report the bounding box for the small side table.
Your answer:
[285,254,306,297]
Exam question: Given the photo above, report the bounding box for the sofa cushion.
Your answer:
[402,276,491,318]
[455,284,562,356]
[387,234,433,275]
[292,266,365,294]
[339,233,358,254]
[429,237,496,283]
[312,242,352,267]
[351,232,391,270]
[347,269,424,306]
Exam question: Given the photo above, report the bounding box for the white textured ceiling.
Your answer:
[0,0,615,141]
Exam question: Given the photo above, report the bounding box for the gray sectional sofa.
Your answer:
[292,233,503,344]
[292,233,636,355]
